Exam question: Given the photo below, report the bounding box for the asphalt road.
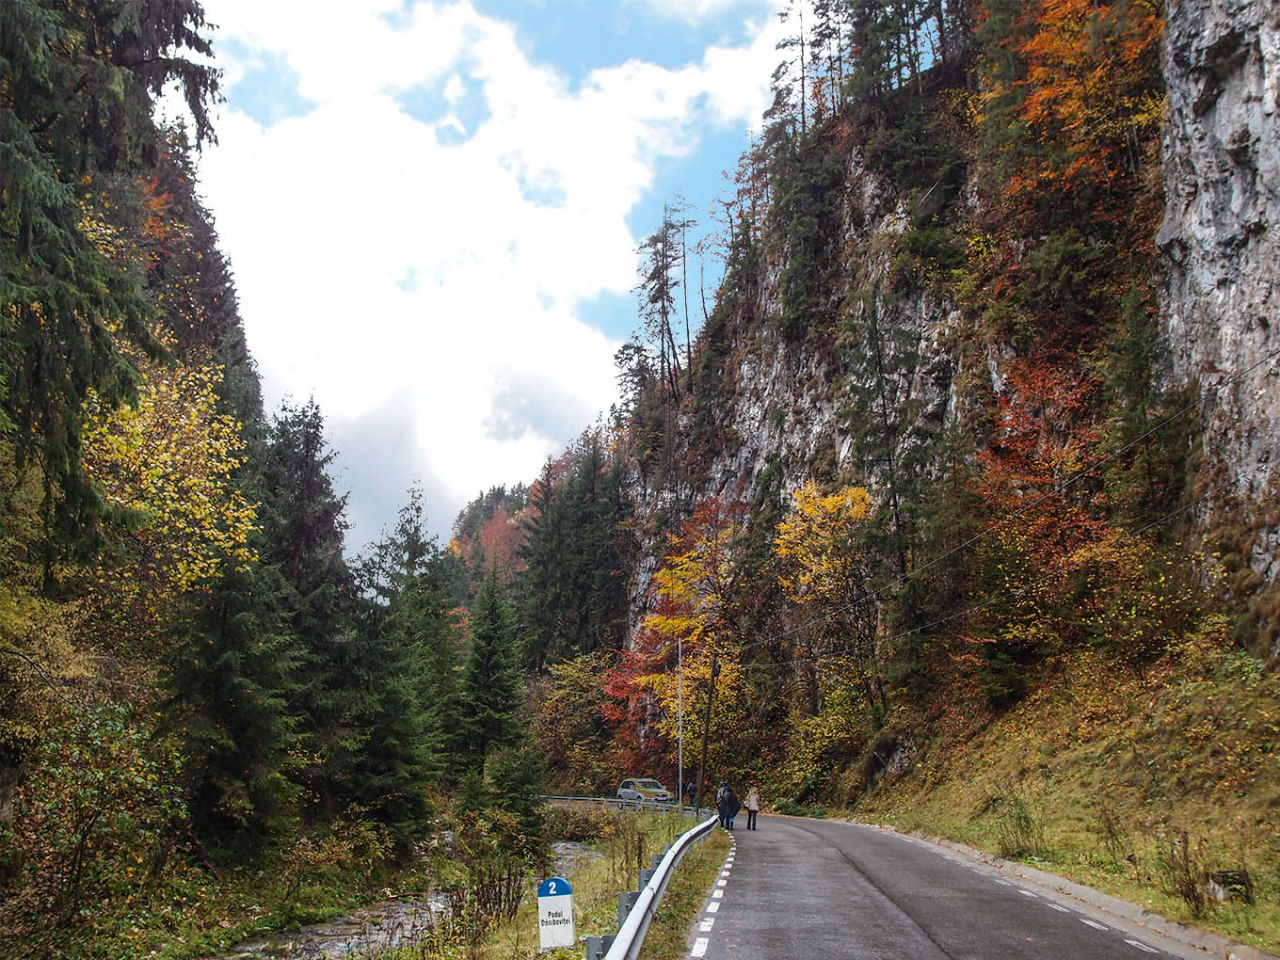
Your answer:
[686,816,1203,960]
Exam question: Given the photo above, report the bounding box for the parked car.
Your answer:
[616,778,673,802]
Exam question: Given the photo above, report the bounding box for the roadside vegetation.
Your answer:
[363,806,715,960]
[847,622,1280,953]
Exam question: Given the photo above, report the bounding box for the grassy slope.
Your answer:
[468,808,719,960]
[853,617,1280,952]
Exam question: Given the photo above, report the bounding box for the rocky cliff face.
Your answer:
[1158,0,1280,575]
[628,150,966,616]
[688,151,964,508]
[629,2,1278,624]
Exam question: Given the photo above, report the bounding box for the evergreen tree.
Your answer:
[636,206,689,400]
[165,558,302,838]
[258,399,359,815]
[459,572,521,763]
[260,399,355,637]
[339,609,434,845]
[1,0,218,578]
[362,488,461,776]
[518,433,635,670]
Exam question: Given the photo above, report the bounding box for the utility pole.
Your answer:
[677,638,683,815]
[692,653,720,812]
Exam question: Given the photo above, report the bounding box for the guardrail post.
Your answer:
[618,890,639,926]
[651,852,664,871]
[586,934,616,960]
[639,868,654,888]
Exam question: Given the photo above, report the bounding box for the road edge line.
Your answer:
[869,822,1277,960]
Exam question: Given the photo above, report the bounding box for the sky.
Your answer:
[185,0,788,552]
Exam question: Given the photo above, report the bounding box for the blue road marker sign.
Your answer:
[538,875,575,949]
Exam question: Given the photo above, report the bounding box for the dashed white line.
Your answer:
[1080,918,1108,931]
[706,901,720,913]
[1018,889,1037,898]
[716,879,727,887]
[721,870,731,877]
[994,879,1011,886]
[712,888,724,898]
[691,936,709,957]
[1046,903,1070,913]
[700,918,715,932]
[1124,939,1158,954]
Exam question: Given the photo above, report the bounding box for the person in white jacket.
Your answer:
[744,785,760,830]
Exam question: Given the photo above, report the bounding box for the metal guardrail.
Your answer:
[601,811,717,960]
[542,795,717,960]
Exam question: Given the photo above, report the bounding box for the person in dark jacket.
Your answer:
[721,786,741,830]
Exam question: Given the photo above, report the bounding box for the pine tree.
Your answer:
[459,572,521,764]
[339,610,434,844]
[165,558,302,838]
[258,399,359,815]
[518,433,635,670]
[362,488,462,776]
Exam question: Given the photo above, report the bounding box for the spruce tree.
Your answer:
[459,572,521,764]
[518,433,634,670]
[258,400,359,816]
[165,558,302,838]
[360,488,461,779]
[340,608,434,844]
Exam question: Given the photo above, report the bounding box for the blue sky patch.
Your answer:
[396,66,492,146]
[470,0,772,91]
[500,154,568,208]
[578,288,638,342]
[222,38,316,126]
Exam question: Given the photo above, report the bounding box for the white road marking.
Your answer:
[993,878,1010,886]
[721,870,731,877]
[1080,919,1108,931]
[1018,889,1037,898]
[706,901,720,913]
[712,888,724,898]
[717,879,727,887]
[1124,939,1158,954]
[692,937,709,957]
[700,918,715,932]
[1047,903,1070,913]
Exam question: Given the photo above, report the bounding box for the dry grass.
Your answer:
[377,808,704,960]
[857,618,1280,953]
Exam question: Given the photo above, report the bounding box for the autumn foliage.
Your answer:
[79,358,258,649]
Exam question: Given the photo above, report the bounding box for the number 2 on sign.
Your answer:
[549,881,557,894]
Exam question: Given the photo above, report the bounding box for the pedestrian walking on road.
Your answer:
[724,785,741,830]
[715,780,729,827]
[745,785,760,830]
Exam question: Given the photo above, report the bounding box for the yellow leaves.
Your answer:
[79,359,258,644]
[774,481,872,605]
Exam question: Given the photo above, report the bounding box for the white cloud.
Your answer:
[191,0,784,547]
[636,0,775,25]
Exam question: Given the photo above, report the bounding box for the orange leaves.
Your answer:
[649,496,750,644]
[601,496,750,779]
[983,0,1165,201]
[979,356,1101,497]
